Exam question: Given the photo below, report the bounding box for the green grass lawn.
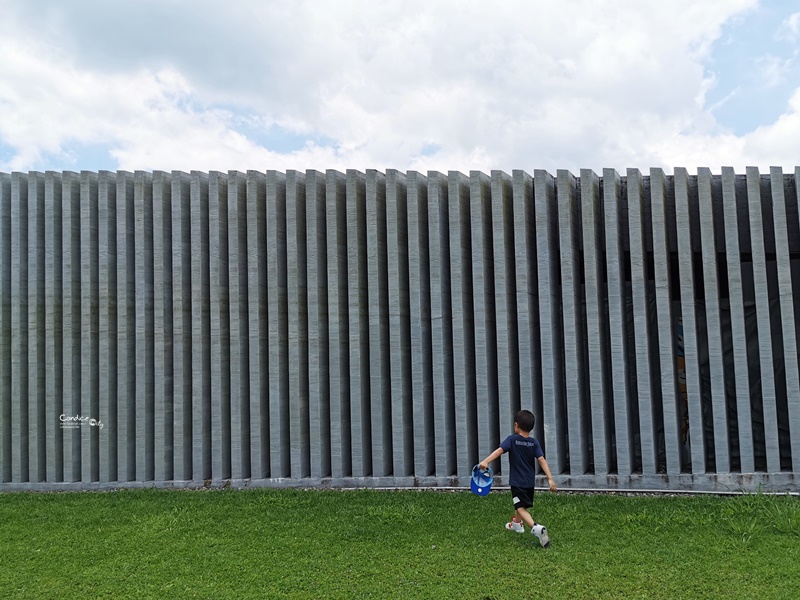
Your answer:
[1,487,798,599]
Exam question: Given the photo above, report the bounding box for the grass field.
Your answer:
[1,487,799,599]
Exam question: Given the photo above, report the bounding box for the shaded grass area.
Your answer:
[1,488,799,599]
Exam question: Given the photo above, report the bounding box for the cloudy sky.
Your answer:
[0,0,798,174]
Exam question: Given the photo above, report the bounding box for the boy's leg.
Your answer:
[505,489,525,532]
[516,507,550,547]
[511,486,536,528]
[515,507,535,529]
[512,486,550,547]
[525,509,551,548]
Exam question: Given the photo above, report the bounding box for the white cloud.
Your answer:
[777,12,800,42]
[4,0,799,175]
[648,86,800,172]
[756,54,794,87]
[742,87,800,163]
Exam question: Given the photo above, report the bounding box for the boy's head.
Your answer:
[514,410,535,433]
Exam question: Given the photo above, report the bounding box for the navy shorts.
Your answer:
[511,486,535,510]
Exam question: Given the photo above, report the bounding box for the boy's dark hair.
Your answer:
[514,410,535,433]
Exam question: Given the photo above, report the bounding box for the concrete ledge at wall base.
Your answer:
[0,473,796,494]
[551,473,797,495]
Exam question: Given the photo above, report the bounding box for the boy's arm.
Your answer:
[479,447,504,470]
[537,456,557,492]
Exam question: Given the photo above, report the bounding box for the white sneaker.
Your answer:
[532,524,550,548]
[505,520,524,533]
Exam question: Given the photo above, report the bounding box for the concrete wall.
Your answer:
[1,168,798,493]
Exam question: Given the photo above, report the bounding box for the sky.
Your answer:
[0,0,798,175]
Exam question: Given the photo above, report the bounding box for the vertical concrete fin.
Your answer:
[366,170,391,477]
[674,168,705,473]
[246,170,268,480]
[534,170,565,473]
[305,170,329,479]
[387,170,413,477]
[448,171,474,478]
[697,168,730,473]
[651,168,682,475]
[286,170,310,478]
[627,168,658,475]
[325,170,349,478]
[558,170,588,475]
[746,167,781,472]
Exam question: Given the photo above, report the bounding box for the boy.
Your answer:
[479,409,556,547]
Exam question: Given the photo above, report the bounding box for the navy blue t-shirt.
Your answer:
[500,434,544,488]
